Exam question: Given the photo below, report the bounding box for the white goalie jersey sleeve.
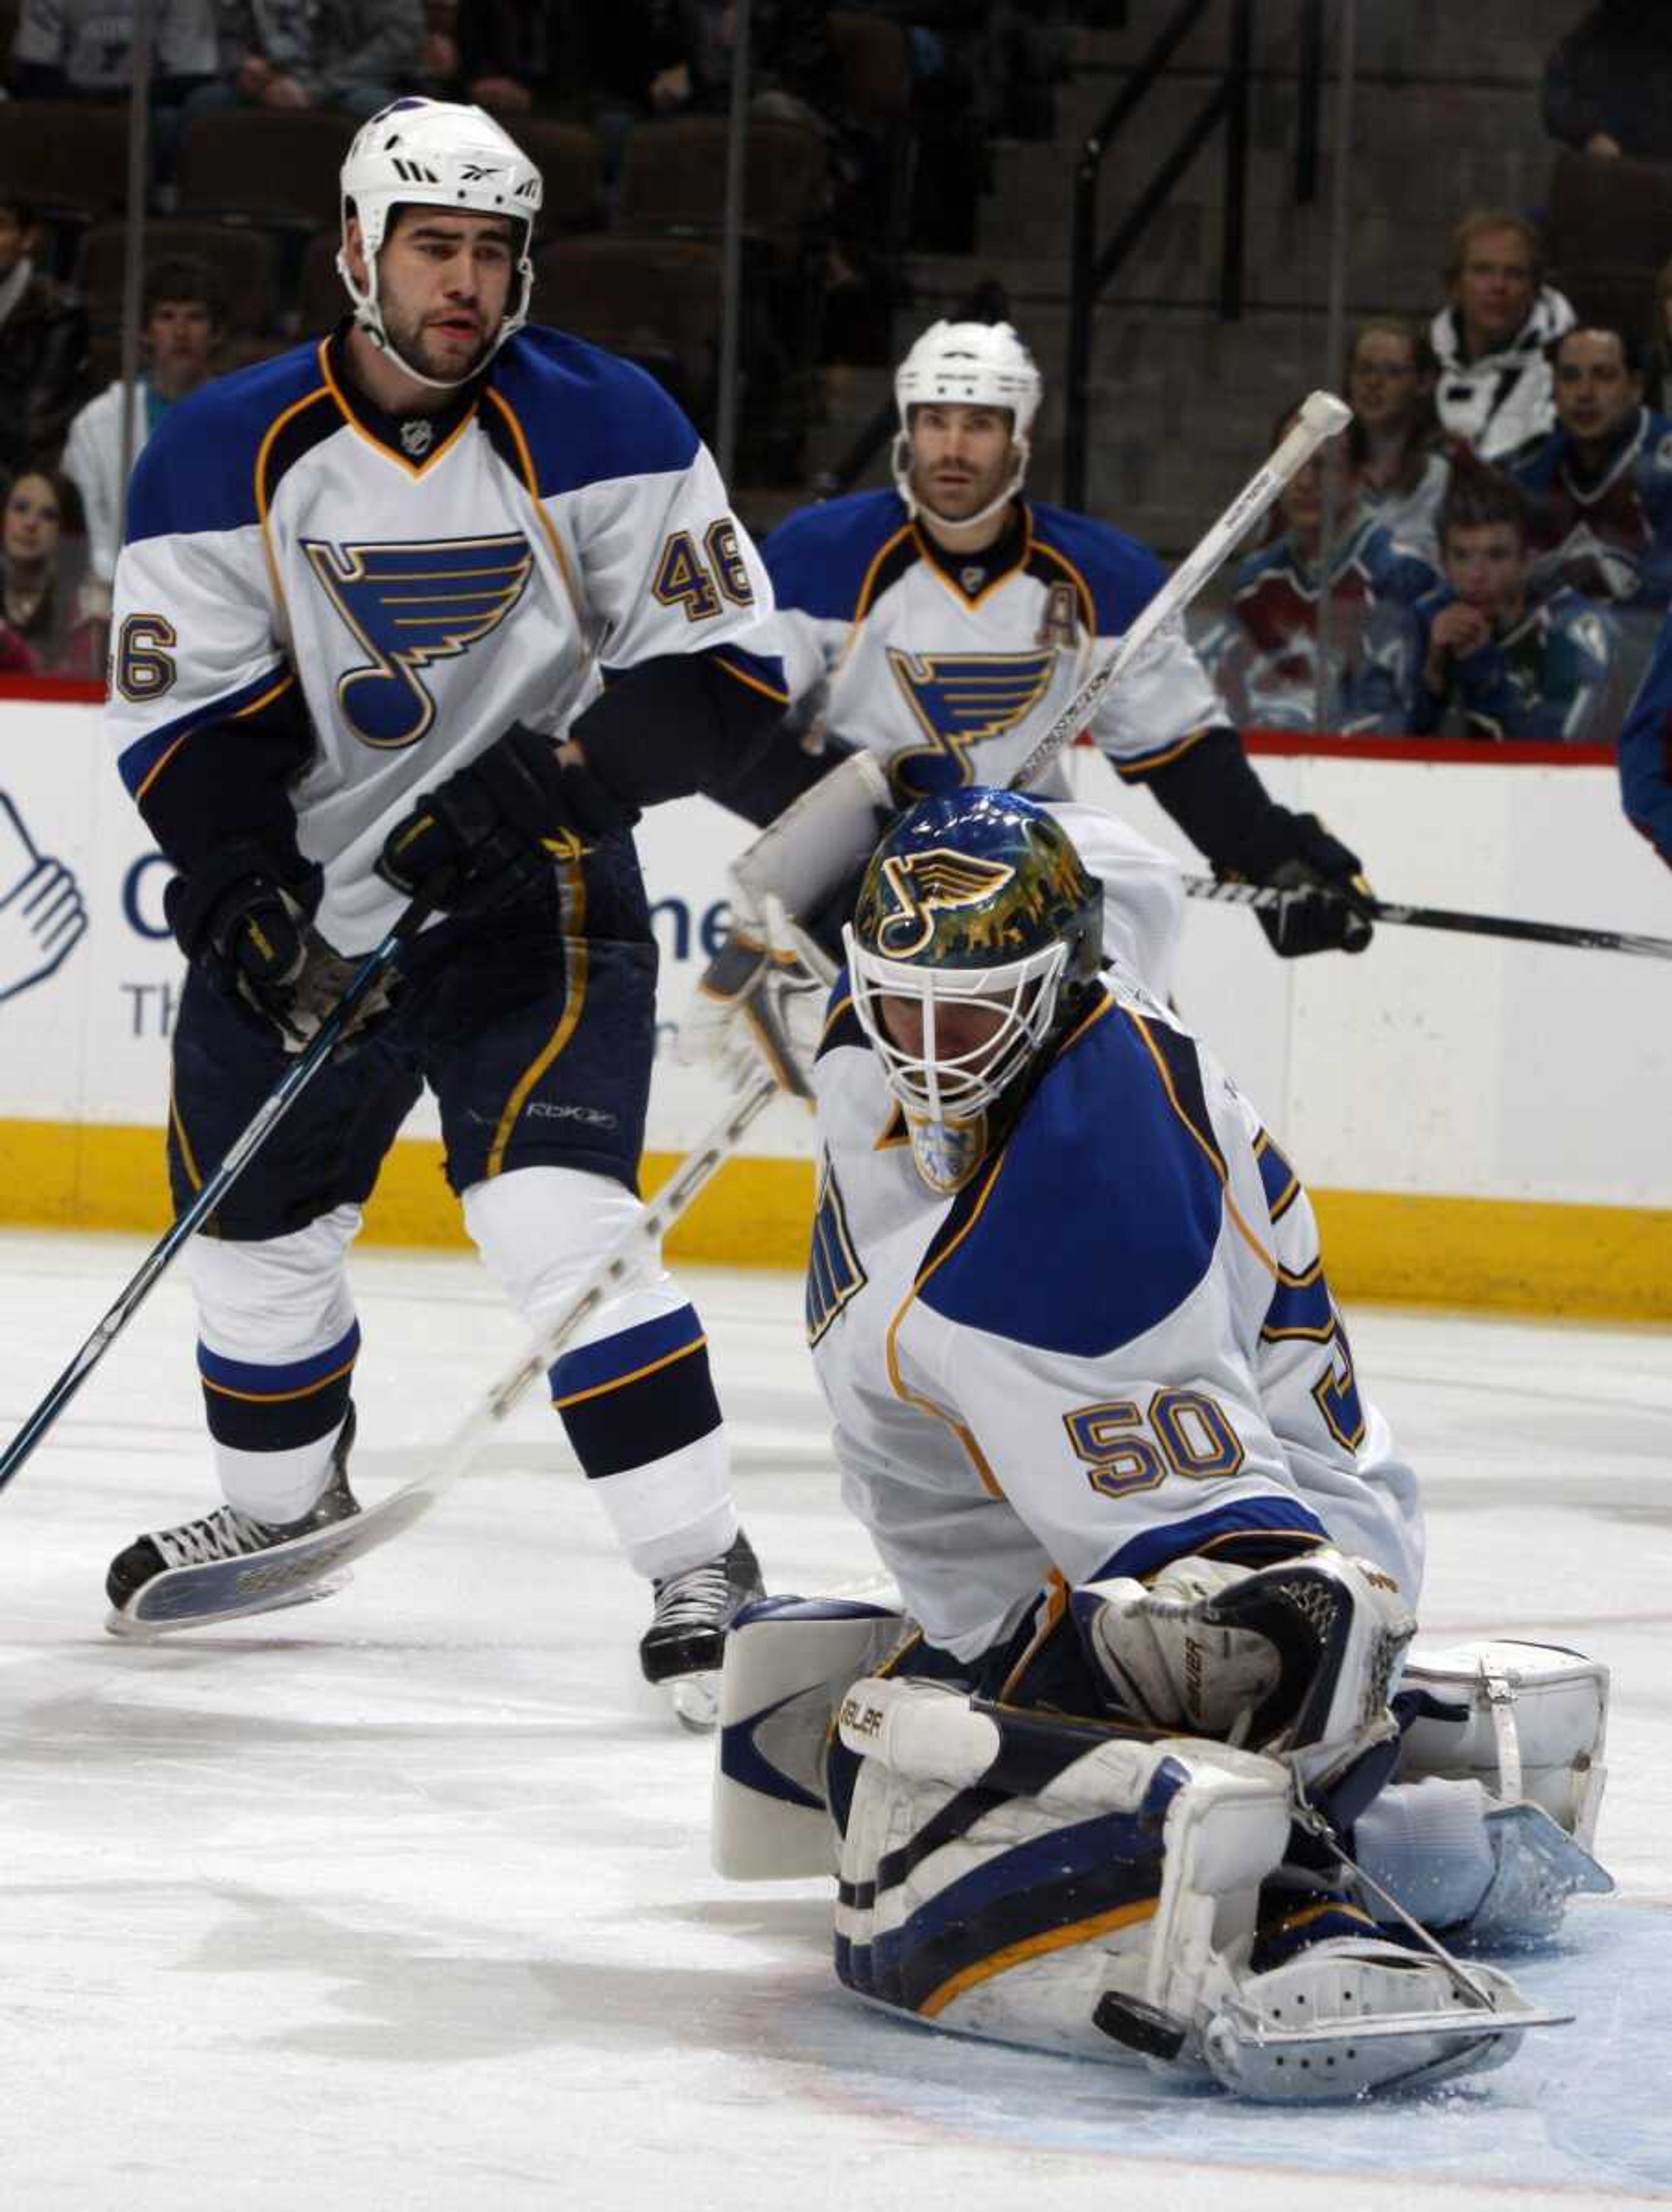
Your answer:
[806,985,1422,1664]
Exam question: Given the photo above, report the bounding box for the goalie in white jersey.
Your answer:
[709,787,1612,2097]
[100,98,788,1694]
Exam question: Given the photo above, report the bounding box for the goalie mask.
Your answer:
[338,97,543,389]
[844,789,1102,1189]
[893,320,1043,531]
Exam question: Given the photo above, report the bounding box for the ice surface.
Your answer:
[0,1228,1667,2210]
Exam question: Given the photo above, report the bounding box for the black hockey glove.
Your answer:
[376,722,639,915]
[165,841,394,1054]
[1224,810,1375,959]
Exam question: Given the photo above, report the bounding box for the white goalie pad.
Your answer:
[1398,1639,1610,1849]
[826,1676,1570,2100]
[711,1590,906,1879]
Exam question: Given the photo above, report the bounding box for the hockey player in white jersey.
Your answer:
[100,98,789,1696]
[711,788,1611,2097]
[707,319,1375,978]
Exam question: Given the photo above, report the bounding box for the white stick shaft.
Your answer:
[1008,389,1352,792]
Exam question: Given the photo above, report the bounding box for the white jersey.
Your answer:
[807,981,1422,1664]
[106,326,782,951]
[762,491,1227,806]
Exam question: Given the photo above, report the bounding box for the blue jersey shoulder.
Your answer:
[762,489,911,620]
[1027,502,1166,634]
[491,325,700,495]
[125,340,330,546]
[920,1003,1225,1357]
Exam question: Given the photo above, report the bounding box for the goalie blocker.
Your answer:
[711,1555,1611,2101]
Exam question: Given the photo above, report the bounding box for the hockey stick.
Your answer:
[1183,874,1672,962]
[108,1069,781,1633]
[0,895,437,1499]
[1008,389,1352,794]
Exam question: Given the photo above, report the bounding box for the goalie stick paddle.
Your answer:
[107,1071,781,1634]
[1006,389,1352,794]
[1184,874,1672,962]
[0,893,438,1501]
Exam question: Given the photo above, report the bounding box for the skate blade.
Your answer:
[1203,1997,1572,2102]
[105,1571,352,1640]
[667,1670,721,1733]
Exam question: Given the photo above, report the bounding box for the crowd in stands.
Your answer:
[3,0,1672,798]
[1201,191,1672,749]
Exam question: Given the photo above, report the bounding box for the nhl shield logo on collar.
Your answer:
[401,418,435,458]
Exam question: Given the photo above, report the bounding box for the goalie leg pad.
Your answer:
[1397,1639,1610,1848]
[830,1681,1294,2072]
[711,1592,907,1879]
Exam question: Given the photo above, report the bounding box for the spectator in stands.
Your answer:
[1200,401,1440,733]
[1543,2,1672,160]
[1617,609,1672,867]
[1429,210,1575,462]
[8,0,216,104]
[63,256,224,600]
[1348,473,1612,743]
[1503,324,1672,615]
[0,197,88,485]
[1346,316,1448,562]
[0,468,103,679]
[191,0,425,122]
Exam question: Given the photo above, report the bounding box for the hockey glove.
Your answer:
[1224,810,1375,959]
[165,841,395,1055]
[376,722,638,915]
[682,890,832,1103]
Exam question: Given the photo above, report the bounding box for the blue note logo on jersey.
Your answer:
[886,647,1057,799]
[305,534,536,749]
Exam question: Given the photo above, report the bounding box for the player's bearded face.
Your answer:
[908,403,1017,521]
[375,212,516,383]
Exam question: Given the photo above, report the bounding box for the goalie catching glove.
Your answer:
[1075,1545,1417,1796]
[684,750,896,1099]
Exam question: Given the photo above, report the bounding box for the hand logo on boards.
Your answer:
[0,790,89,1005]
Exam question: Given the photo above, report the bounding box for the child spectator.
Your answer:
[1200,401,1440,732]
[1429,210,1576,461]
[1348,472,1612,742]
[0,197,88,484]
[1503,324,1672,614]
[1346,316,1449,562]
[0,468,103,678]
[62,255,224,597]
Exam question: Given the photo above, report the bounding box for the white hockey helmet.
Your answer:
[337,96,544,388]
[893,320,1043,528]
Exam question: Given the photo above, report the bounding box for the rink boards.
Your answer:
[0,691,1667,1317]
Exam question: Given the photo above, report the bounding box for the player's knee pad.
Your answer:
[1396,1638,1610,1850]
[187,1206,361,1455]
[1077,1546,1417,1796]
[464,1164,671,1332]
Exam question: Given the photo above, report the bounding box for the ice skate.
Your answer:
[105,1408,362,1635]
[640,1529,765,1732]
